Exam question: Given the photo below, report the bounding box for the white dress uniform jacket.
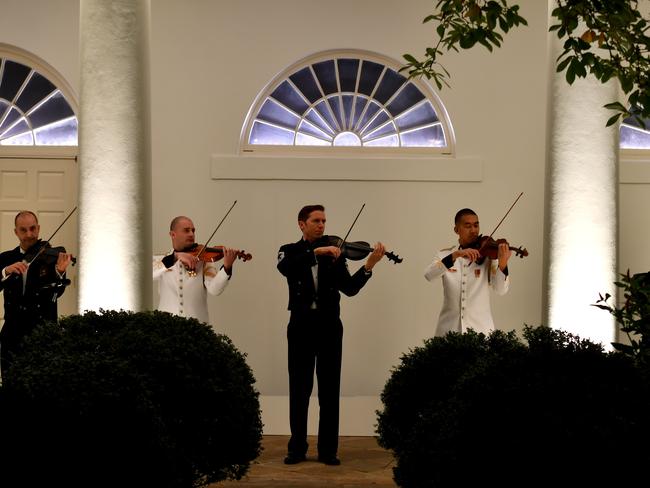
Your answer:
[153,252,230,324]
[424,244,509,336]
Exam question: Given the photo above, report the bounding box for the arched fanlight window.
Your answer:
[242,50,454,152]
[0,57,77,146]
[620,114,650,150]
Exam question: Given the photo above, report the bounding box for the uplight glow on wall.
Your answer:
[547,60,618,348]
[78,0,151,313]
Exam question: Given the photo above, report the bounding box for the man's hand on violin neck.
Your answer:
[4,261,28,276]
[365,242,385,270]
[314,246,341,259]
[175,251,199,270]
[221,247,239,270]
[56,252,74,274]
[453,248,481,263]
[497,243,512,270]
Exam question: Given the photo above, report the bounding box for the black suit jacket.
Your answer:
[277,237,371,317]
[0,241,67,338]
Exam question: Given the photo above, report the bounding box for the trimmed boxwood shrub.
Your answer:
[0,310,262,488]
[377,326,650,488]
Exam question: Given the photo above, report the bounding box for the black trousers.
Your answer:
[287,310,343,457]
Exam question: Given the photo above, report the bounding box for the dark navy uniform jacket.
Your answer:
[0,241,67,342]
[277,236,371,317]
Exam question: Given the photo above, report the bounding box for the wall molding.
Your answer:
[211,154,482,182]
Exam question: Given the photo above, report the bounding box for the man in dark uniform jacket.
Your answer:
[0,211,73,375]
[277,204,385,466]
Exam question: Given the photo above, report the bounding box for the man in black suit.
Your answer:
[277,205,385,466]
[0,211,73,375]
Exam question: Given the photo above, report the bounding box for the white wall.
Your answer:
[4,0,648,435]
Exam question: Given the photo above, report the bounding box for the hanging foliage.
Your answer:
[405,0,650,126]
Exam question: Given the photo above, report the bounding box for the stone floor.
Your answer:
[215,435,397,487]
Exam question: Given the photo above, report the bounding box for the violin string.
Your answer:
[339,203,365,250]
[196,200,237,260]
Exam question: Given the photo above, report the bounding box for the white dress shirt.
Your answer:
[153,252,230,324]
[424,244,509,336]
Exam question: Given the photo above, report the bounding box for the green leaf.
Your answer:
[459,35,477,50]
[621,76,634,93]
[478,38,494,52]
[577,38,591,50]
[566,62,576,84]
[604,101,626,111]
[556,56,572,72]
[403,54,418,64]
[498,16,507,32]
[487,12,497,30]
[600,68,614,83]
[606,113,623,127]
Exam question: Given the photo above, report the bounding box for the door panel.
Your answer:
[0,156,78,324]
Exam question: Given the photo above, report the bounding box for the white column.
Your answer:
[545,2,618,346]
[78,0,152,311]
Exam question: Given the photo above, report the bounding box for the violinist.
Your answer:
[424,208,512,336]
[277,205,385,466]
[0,210,74,374]
[153,216,239,324]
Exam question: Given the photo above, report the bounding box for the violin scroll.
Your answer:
[382,250,403,264]
[509,245,529,259]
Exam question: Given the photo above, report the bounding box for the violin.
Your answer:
[325,235,403,264]
[25,241,77,266]
[184,243,252,262]
[4,241,74,291]
[470,235,528,262]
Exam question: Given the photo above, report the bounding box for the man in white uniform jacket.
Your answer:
[424,208,512,336]
[153,216,239,324]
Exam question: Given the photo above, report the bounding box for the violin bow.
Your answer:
[195,200,237,261]
[338,203,366,251]
[26,206,78,266]
[486,192,523,240]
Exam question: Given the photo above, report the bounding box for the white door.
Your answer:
[0,148,79,325]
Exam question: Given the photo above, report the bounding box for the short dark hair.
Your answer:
[454,208,477,225]
[15,210,38,226]
[170,216,191,231]
[298,205,325,223]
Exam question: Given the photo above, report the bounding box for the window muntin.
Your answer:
[0,58,77,146]
[243,52,452,150]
